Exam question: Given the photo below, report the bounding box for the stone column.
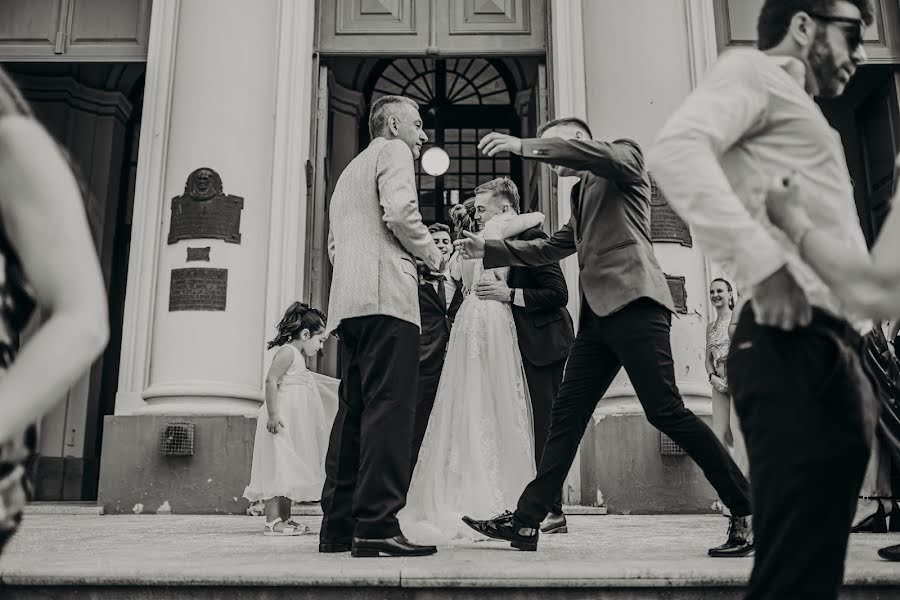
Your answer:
[101,0,317,514]
[116,0,315,417]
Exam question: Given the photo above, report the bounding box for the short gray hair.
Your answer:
[369,95,419,139]
[474,177,520,212]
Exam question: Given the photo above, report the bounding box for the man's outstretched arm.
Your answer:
[481,215,577,268]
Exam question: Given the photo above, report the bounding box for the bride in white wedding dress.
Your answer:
[399,208,542,542]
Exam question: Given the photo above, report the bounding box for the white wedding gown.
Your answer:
[399,213,537,543]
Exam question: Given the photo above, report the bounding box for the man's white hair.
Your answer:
[369,95,419,138]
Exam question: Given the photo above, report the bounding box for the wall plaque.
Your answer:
[665,274,688,314]
[169,268,227,312]
[186,247,211,262]
[168,168,243,244]
[648,174,692,247]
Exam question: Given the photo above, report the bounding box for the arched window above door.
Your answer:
[372,58,512,106]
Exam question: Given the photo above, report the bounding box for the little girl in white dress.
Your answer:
[244,302,331,535]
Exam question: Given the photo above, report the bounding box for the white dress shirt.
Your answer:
[647,49,870,331]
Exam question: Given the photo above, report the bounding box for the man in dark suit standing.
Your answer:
[469,178,575,533]
[457,118,752,556]
[411,223,463,475]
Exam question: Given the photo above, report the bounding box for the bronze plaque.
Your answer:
[169,268,227,312]
[168,168,243,244]
[665,274,688,314]
[649,174,692,247]
[186,247,211,262]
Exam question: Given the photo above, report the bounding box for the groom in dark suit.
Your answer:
[469,178,575,532]
[456,119,752,556]
[411,223,464,474]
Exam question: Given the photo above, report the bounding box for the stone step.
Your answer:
[23,502,606,517]
[288,504,608,516]
[3,514,897,600]
[23,502,104,516]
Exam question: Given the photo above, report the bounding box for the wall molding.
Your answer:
[115,0,181,414]
[261,0,318,381]
[15,75,132,121]
[548,0,586,330]
[549,0,588,505]
[684,0,719,89]
[684,0,721,323]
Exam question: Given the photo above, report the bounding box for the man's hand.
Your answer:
[453,231,485,259]
[765,172,814,244]
[478,132,523,157]
[475,279,512,303]
[751,265,812,330]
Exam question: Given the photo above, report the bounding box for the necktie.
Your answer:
[431,273,447,311]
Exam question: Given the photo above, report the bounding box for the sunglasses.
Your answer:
[806,12,865,51]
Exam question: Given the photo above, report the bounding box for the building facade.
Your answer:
[3,0,898,513]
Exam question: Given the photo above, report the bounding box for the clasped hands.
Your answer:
[710,374,728,394]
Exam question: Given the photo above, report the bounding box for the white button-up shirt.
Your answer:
[647,49,870,331]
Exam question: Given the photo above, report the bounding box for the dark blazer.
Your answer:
[507,226,575,367]
[484,137,675,317]
[417,277,463,373]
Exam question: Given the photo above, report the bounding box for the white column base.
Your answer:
[136,382,263,416]
[594,380,713,421]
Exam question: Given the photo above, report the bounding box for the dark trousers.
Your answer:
[515,298,751,527]
[728,307,874,600]
[411,355,444,478]
[522,356,566,515]
[320,315,420,541]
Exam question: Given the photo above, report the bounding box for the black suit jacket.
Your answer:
[508,226,574,367]
[485,138,675,317]
[418,277,463,374]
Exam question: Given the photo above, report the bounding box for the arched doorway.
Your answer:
[305,55,548,377]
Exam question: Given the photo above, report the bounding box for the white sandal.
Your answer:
[263,517,303,536]
[285,518,311,534]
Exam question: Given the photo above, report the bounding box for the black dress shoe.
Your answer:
[889,501,900,532]
[878,543,900,561]
[708,515,754,558]
[461,510,538,551]
[351,535,437,557]
[319,542,351,553]
[851,501,888,533]
[540,512,568,534]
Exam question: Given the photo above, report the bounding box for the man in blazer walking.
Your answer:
[456,118,752,556]
[322,95,443,558]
